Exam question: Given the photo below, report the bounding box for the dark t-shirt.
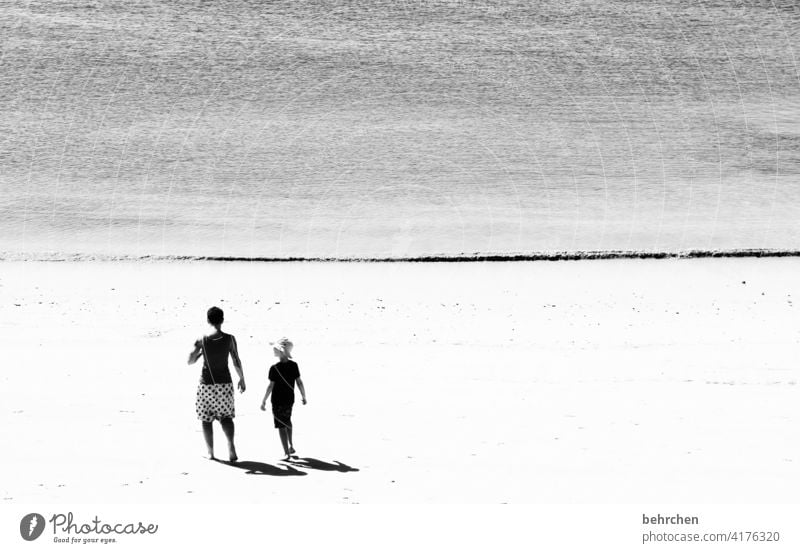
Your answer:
[268,360,300,405]
[197,334,234,385]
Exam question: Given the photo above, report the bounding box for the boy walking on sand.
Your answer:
[260,337,307,461]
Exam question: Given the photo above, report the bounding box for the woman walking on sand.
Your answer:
[187,306,246,461]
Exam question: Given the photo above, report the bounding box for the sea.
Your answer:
[1,0,798,259]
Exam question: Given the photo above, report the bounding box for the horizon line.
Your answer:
[2,248,800,262]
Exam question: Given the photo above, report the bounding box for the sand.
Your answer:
[0,258,797,503]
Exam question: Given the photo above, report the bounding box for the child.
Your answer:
[260,337,307,460]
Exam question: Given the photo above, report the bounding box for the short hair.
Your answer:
[207,306,224,327]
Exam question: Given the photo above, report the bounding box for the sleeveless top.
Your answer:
[199,334,234,385]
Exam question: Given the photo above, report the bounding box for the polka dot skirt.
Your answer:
[195,383,235,422]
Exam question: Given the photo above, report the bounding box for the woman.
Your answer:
[187,306,246,461]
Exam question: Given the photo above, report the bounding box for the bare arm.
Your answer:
[297,377,307,405]
[229,336,246,392]
[260,382,274,410]
[187,340,202,365]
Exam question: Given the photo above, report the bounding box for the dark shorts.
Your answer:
[272,403,293,429]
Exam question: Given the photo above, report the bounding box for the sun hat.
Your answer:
[270,337,293,358]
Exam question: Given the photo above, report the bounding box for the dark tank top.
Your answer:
[199,334,233,385]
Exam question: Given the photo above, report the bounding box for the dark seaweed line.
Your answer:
[2,249,800,262]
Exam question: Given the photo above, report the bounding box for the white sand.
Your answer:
[0,258,797,503]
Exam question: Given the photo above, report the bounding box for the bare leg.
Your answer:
[202,421,214,459]
[278,428,290,457]
[287,427,295,454]
[220,418,238,462]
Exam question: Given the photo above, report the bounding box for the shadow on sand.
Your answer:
[284,457,360,473]
[216,459,307,476]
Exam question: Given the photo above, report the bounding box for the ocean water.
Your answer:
[1,0,798,259]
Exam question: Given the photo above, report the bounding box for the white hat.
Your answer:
[270,337,293,358]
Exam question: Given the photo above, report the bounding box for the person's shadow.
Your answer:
[283,457,359,473]
[216,459,307,476]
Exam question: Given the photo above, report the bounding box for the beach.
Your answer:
[0,257,797,504]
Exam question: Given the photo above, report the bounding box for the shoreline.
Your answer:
[2,248,800,263]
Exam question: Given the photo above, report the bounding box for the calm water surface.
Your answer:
[1,0,799,257]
